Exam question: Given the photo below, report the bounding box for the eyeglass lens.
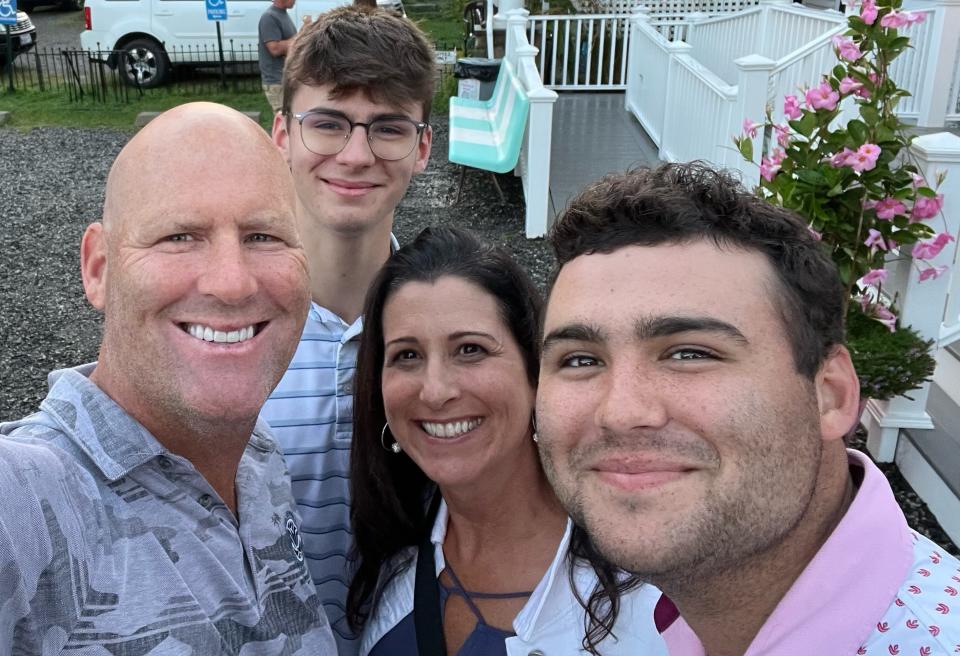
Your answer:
[299,112,422,161]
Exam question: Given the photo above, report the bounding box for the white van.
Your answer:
[80,0,403,87]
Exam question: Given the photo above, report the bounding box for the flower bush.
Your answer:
[734,0,947,400]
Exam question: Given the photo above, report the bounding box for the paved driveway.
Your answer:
[26,5,84,53]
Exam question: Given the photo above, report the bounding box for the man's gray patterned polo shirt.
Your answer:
[0,365,337,655]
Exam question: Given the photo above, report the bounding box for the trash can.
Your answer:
[454,58,501,101]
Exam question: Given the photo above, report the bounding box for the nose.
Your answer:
[196,240,258,304]
[419,359,460,409]
[335,125,377,167]
[595,361,669,433]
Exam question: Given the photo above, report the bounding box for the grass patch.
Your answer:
[1,84,274,130]
[407,0,464,49]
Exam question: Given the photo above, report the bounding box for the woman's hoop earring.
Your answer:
[381,422,401,454]
[531,414,539,443]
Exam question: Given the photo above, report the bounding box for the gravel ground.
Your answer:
[0,119,956,556]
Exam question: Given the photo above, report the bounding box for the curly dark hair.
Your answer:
[549,161,847,378]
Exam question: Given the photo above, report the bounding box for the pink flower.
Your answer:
[774,124,791,148]
[911,194,944,221]
[912,232,955,260]
[860,0,877,24]
[874,197,907,220]
[881,10,908,27]
[862,268,888,285]
[784,95,802,120]
[919,265,949,282]
[865,228,888,252]
[863,198,878,210]
[742,118,759,139]
[830,148,855,168]
[839,77,864,95]
[760,157,781,182]
[769,148,785,165]
[911,173,926,188]
[848,143,881,173]
[805,81,840,111]
[855,85,872,100]
[832,36,863,62]
[807,226,822,241]
[880,10,923,28]
[873,304,897,332]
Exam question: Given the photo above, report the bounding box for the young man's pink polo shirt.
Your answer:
[656,449,960,655]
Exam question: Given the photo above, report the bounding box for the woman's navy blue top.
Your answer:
[369,559,533,656]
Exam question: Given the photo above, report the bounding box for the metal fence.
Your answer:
[2,41,459,103]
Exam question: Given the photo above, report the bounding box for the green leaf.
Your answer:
[737,137,753,162]
[847,120,868,145]
[796,112,817,138]
[916,186,936,198]
[797,169,827,186]
[833,65,847,80]
[860,105,880,125]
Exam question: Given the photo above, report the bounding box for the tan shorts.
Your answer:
[263,84,283,115]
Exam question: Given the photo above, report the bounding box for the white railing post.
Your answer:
[658,40,694,162]
[625,6,652,112]
[505,8,528,64]
[911,0,960,127]
[757,0,790,58]
[731,53,776,181]
[863,131,960,461]
[685,10,709,45]
[518,41,559,238]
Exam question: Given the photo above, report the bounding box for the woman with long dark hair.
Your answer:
[346,227,664,655]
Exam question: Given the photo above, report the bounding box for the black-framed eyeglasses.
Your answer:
[292,110,428,161]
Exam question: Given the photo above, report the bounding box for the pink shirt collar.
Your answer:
[659,449,916,654]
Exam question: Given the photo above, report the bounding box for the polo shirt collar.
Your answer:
[661,449,915,654]
[40,364,167,482]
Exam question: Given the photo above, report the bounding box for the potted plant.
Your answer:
[734,0,948,401]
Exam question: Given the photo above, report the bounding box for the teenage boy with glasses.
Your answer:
[265,8,434,655]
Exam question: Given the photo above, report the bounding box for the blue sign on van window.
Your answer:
[0,0,18,26]
[205,0,227,22]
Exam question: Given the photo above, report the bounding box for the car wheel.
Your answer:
[120,38,169,88]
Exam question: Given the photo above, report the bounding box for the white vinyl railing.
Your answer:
[661,52,739,165]
[624,13,675,145]
[682,8,764,83]
[766,21,847,123]
[572,0,759,15]
[525,0,762,90]
[862,133,960,462]
[502,9,559,238]
[527,14,633,89]
[683,1,844,84]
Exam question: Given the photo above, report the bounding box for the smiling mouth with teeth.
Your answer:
[182,322,261,344]
[420,417,484,439]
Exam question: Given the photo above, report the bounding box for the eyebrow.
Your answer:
[541,323,606,353]
[635,316,749,344]
[384,330,499,349]
[541,316,748,352]
[302,107,414,122]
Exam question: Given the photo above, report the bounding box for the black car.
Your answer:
[0,10,38,67]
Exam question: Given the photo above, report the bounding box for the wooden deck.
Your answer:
[548,92,660,222]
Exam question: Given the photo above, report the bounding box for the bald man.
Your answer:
[0,103,336,654]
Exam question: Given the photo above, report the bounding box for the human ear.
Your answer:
[413,124,433,175]
[80,222,108,311]
[272,113,292,166]
[814,345,861,442]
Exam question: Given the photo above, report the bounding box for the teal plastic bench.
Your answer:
[448,59,530,177]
